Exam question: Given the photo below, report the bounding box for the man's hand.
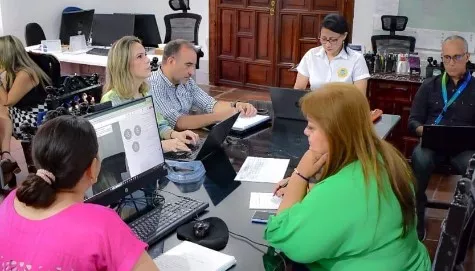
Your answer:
[295,151,328,180]
[235,102,257,117]
[416,126,424,137]
[171,130,199,145]
[161,138,191,153]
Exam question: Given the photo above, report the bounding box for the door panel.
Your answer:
[211,0,352,89]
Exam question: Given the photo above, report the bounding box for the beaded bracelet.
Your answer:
[293,168,310,182]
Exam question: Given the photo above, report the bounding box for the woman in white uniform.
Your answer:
[294,14,370,94]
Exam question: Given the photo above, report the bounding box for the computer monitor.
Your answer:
[91,14,135,46]
[133,14,162,47]
[84,96,166,205]
[59,9,95,45]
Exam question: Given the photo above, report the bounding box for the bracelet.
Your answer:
[293,168,310,182]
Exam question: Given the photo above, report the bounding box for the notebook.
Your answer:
[232,115,270,132]
[154,241,237,271]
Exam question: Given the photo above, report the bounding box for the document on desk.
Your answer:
[154,241,236,271]
[235,157,289,183]
[232,115,270,131]
[249,192,282,209]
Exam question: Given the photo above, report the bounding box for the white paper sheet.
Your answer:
[154,241,236,271]
[232,115,270,131]
[235,157,289,183]
[249,192,282,209]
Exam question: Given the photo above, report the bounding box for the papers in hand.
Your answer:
[232,115,270,131]
[249,192,282,209]
[154,241,236,271]
[235,157,289,183]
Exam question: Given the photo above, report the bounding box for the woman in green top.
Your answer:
[265,83,431,271]
[101,36,198,153]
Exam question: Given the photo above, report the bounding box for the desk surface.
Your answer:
[148,108,401,270]
[25,45,162,67]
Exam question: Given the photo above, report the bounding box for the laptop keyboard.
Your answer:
[129,197,209,244]
[86,48,110,56]
[165,138,205,160]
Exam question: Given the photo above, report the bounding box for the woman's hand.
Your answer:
[273,177,289,197]
[295,151,328,180]
[161,138,191,153]
[171,130,199,145]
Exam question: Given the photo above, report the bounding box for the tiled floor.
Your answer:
[3,84,474,269]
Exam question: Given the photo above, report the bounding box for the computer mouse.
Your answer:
[193,220,211,239]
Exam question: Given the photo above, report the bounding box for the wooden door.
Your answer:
[209,0,354,90]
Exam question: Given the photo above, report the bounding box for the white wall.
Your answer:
[0,0,210,84]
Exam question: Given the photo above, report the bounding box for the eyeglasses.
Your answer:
[318,36,341,45]
[441,53,467,63]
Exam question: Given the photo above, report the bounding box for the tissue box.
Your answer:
[166,160,206,193]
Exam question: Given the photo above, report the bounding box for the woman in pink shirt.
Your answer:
[0,115,160,270]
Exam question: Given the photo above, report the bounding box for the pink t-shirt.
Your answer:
[0,191,148,271]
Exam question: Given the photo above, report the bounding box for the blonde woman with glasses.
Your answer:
[101,36,199,153]
[0,35,52,186]
[293,14,370,94]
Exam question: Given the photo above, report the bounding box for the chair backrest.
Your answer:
[63,6,82,13]
[24,23,46,46]
[164,13,202,44]
[27,52,61,88]
[371,35,416,54]
[432,156,475,270]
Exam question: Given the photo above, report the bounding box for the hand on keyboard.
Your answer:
[162,138,191,153]
[171,130,199,145]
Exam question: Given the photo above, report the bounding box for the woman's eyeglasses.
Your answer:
[441,53,467,63]
[318,36,341,45]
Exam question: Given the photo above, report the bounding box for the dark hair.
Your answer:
[162,39,196,63]
[321,13,350,54]
[16,115,98,208]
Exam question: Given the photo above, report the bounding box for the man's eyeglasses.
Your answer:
[319,36,341,45]
[441,53,467,63]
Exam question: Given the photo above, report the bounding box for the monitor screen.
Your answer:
[59,9,95,45]
[84,96,164,201]
[91,14,135,46]
[134,14,162,47]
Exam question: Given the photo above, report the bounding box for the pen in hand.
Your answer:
[273,179,289,197]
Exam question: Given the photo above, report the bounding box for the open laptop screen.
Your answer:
[85,96,164,201]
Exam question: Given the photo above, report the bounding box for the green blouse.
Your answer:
[101,90,173,139]
[264,160,431,271]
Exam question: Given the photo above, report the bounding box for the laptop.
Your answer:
[84,96,209,244]
[270,87,309,121]
[422,125,475,154]
[165,112,240,161]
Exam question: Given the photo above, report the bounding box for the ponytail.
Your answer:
[16,173,56,208]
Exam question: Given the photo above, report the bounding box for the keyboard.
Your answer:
[129,197,209,244]
[86,48,110,56]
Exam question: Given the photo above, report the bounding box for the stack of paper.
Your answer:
[232,115,270,131]
[154,241,237,271]
[235,157,289,183]
[249,192,282,209]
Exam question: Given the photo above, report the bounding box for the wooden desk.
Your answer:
[367,73,424,158]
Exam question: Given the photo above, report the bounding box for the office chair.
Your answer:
[432,157,475,270]
[169,0,190,13]
[63,6,82,13]
[164,13,201,44]
[24,23,46,46]
[27,52,61,88]
[371,15,416,54]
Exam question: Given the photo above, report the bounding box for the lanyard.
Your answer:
[434,72,471,125]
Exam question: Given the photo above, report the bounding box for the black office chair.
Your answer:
[371,15,416,54]
[169,0,190,13]
[24,23,46,46]
[164,13,201,45]
[432,157,475,270]
[27,52,61,88]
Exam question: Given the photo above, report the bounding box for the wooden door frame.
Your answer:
[209,0,356,86]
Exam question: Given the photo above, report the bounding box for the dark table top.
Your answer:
[147,102,401,270]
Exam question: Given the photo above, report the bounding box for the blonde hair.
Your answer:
[300,83,416,236]
[0,35,51,90]
[104,36,148,98]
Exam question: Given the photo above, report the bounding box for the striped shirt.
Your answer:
[149,67,217,128]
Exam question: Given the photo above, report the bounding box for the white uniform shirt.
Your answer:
[297,46,370,90]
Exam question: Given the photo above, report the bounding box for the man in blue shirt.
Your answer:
[149,39,257,130]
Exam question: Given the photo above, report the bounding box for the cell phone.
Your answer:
[251,211,276,224]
